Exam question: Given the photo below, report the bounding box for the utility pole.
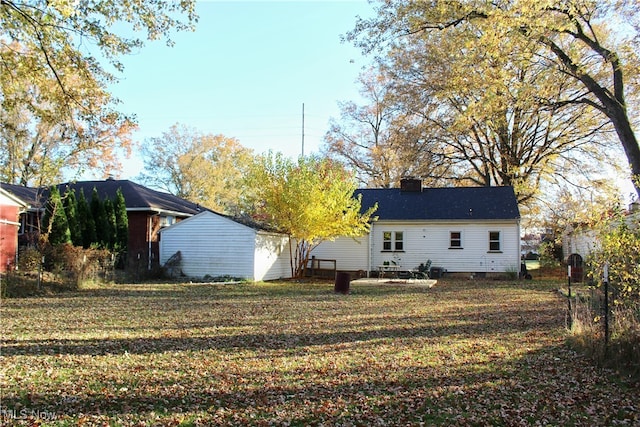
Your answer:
[301,102,305,157]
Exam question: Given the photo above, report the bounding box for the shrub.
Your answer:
[587,221,640,303]
[49,244,115,287]
[18,246,42,271]
[568,300,640,381]
[539,241,561,268]
[570,213,640,381]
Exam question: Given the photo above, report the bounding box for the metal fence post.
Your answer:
[603,262,610,355]
[567,265,572,328]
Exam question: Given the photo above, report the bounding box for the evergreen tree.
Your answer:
[103,198,117,249]
[63,189,82,246]
[77,189,97,248]
[42,186,71,245]
[91,187,110,248]
[114,188,129,252]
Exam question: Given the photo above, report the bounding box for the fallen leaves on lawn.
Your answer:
[1,281,638,426]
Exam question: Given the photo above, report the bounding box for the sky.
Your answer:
[103,0,375,180]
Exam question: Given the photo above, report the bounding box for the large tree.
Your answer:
[348,0,640,199]
[0,0,197,99]
[91,187,110,248]
[380,28,618,204]
[243,153,377,278]
[0,0,197,185]
[63,188,81,247]
[138,124,254,214]
[76,188,97,249]
[0,42,136,186]
[323,69,451,188]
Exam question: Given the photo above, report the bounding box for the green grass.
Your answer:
[1,279,638,426]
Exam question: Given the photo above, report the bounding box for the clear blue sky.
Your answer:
[106,0,374,180]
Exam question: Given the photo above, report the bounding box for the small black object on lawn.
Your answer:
[430,267,444,279]
[334,271,350,294]
[520,262,532,280]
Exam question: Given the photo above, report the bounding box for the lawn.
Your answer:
[1,279,638,426]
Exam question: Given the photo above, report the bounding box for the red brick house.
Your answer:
[0,187,29,272]
[1,179,205,272]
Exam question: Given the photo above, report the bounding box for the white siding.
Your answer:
[563,229,598,260]
[160,212,521,279]
[160,211,257,280]
[562,211,638,261]
[312,236,369,271]
[312,220,520,274]
[254,233,292,281]
[371,221,520,273]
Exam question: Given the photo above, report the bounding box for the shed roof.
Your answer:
[357,186,520,221]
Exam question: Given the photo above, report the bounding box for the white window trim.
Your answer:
[382,230,405,252]
[488,230,502,252]
[449,230,463,249]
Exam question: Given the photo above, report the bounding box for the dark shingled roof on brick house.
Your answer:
[0,183,41,207]
[57,179,205,215]
[356,186,520,221]
[1,179,206,216]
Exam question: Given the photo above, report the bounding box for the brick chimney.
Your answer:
[400,178,423,192]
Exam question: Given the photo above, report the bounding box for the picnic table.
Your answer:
[378,264,400,278]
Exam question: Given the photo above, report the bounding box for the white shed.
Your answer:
[159,211,292,281]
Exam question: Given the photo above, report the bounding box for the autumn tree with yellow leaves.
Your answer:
[138,124,254,215]
[0,0,197,185]
[346,0,640,201]
[244,153,377,278]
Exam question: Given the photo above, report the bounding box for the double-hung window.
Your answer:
[450,231,462,249]
[489,231,501,251]
[383,231,404,251]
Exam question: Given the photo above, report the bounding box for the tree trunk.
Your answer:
[609,110,640,200]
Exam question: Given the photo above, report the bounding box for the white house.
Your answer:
[159,211,292,281]
[563,225,599,261]
[312,180,522,277]
[159,181,521,281]
[562,201,640,261]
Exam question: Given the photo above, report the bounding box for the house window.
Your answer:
[450,231,462,248]
[383,231,404,251]
[395,232,404,251]
[383,232,392,250]
[489,231,501,251]
[159,215,176,227]
[18,213,38,235]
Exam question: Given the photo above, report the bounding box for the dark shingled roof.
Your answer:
[58,179,204,215]
[356,186,520,221]
[1,180,205,216]
[0,183,42,207]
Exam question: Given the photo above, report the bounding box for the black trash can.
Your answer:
[430,267,443,279]
[334,272,350,294]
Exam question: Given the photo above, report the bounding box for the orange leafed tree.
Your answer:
[0,0,197,186]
